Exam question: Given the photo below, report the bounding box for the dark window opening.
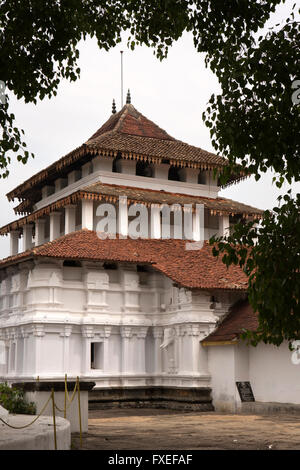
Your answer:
[91,342,103,370]
[168,166,180,181]
[103,262,118,270]
[136,161,153,177]
[198,172,206,184]
[137,265,149,272]
[63,260,82,267]
[112,155,122,173]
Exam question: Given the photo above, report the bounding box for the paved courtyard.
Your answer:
[72,408,300,450]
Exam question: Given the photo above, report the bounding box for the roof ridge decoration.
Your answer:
[112,99,116,114]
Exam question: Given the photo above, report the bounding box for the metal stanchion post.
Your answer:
[77,377,83,448]
[64,374,67,419]
[51,388,57,450]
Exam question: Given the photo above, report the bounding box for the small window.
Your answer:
[198,172,206,184]
[91,342,104,370]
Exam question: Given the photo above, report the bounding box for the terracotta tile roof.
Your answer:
[88,104,175,141]
[0,183,263,235]
[6,104,245,203]
[86,132,226,166]
[86,104,225,166]
[0,230,249,291]
[202,299,258,344]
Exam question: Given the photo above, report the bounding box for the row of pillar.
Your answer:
[9,201,230,256]
[82,325,206,377]
[40,157,217,205]
[9,200,94,256]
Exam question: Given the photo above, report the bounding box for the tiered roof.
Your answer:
[0,230,249,291]
[0,182,263,235]
[6,103,246,209]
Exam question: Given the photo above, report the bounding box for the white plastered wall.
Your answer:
[0,260,229,390]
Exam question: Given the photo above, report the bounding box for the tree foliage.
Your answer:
[203,7,300,184]
[211,191,300,346]
[0,0,282,176]
[0,382,36,414]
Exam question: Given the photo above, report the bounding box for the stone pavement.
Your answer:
[72,409,300,450]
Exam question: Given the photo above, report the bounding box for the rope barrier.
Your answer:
[54,383,77,413]
[65,375,78,404]
[0,394,52,429]
[0,375,84,450]
[64,374,67,419]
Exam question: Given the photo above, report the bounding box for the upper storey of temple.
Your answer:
[0,99,263,260]
[6,101,245,215]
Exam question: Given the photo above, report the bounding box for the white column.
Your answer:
[203,170,218,186]
[41,185,54,199]
[33,325,45,376]
[21,329,29,375]
[10,230,20,256]
[82,200,94,230]
[121,327,132,374]
[23,224,33,252]
[92,156,114,172]
[81,327,94,374]
[192,205,204,242]
[178,167,198,184]
[102,327,112,373]
[82,162,91,178]
[150,205,161,239]
[115,158,136,175]
[49,212,61,241]
[176,327,184,374]
[219,215,230,237]
[118,196,128,237]
[65,205,77,234]
[186,324,206,374]
[153,327,163,377]
[60,326,72,373]
[152,163,169,179]
[136,327,148,374]
[68,170,80,185]
[35,219,46,246]
[55,178,67,192]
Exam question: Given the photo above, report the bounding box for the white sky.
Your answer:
[0,0,299,258]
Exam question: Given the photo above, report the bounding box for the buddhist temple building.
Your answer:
[0,98,298,413]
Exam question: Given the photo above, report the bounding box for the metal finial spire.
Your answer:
[126,89,131,104]
[112,99,116,114]
[120,51,124,107]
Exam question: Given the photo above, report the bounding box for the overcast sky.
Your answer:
[0,0,299,258]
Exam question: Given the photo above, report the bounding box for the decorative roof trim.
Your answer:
[0,186,263,236]
[7,147,245,203]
